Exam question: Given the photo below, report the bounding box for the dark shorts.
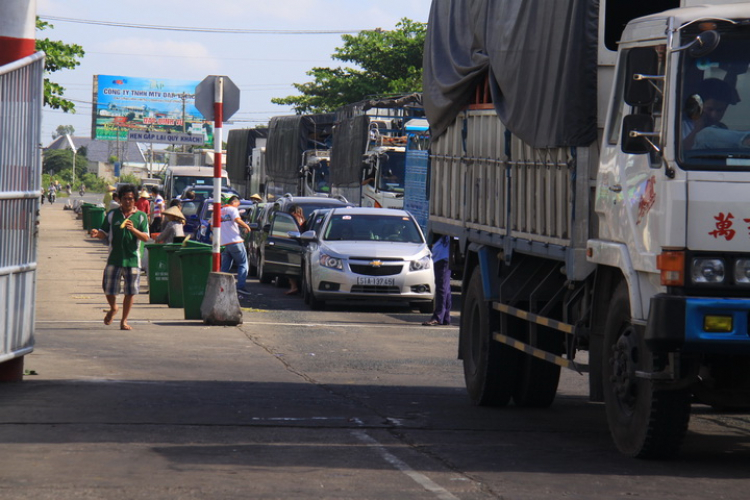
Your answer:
[102,265,140,296]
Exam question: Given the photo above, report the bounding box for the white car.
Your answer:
[301,207,435,312]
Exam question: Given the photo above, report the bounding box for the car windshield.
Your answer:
[173,176,228,198]
[323,214,422,243]
[378,151,406,192]
[678,29,750,170]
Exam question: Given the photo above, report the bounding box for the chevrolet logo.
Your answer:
[370,260,382,267]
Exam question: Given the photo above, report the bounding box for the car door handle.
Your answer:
[268,241,275,246]
[609,184,622,193]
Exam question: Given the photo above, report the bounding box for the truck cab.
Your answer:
[360,119,407,209]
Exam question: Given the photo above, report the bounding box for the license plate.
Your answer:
[356,277,395,286]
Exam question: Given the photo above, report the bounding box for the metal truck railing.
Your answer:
[0,52,45,366]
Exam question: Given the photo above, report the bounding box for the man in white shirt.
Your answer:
[220,195,251,293]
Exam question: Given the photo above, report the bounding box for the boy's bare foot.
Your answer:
[120,321,132,331]
[104,308,118,325]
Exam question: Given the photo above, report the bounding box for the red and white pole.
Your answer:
[211,77,224,272]
[0,0,37,66]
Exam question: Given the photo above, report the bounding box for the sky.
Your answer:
[36,0,432,145]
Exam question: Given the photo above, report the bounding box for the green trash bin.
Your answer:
[165,245,185,308]
[81,202,95,230]
[145,243,170,304]
[166,241,212,308]
[178,247,215,320]
[88,207,106,232]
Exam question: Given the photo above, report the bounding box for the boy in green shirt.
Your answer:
[90,184,150,330]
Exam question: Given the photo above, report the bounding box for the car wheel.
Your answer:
[258,254,273,284]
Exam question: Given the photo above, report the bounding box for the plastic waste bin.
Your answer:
[145,243,170,304]
[165,241,212,308]
[81,202,95,230]
[178,247,214,320]
[88,206,106,232]
[165,245,185,308]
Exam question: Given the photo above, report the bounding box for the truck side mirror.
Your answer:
[625,48,659,106]
[621,114,655,154]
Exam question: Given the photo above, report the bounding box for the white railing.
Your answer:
[0,52,44,364]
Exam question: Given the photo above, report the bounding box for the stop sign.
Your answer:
[195,75,240,121]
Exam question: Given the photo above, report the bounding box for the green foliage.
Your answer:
[272,18,426,113]
[42,147,87,178]
[119,173,141,185]
[53,125,75,139]
[35,18,85,112]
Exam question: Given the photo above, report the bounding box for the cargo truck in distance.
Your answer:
[264,114,335,200]
[424,0,750,458]
[330,94,424,209]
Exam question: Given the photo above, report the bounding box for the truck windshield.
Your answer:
[678,30,750,170]
[173,176,228,198]
[378,151,406,193]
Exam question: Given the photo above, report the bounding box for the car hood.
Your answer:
[321,241,428,259]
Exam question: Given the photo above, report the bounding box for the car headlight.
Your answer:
[734,258,750,285]
[320,252,343,270]
[691,257,725,284]
[410,255,432,271]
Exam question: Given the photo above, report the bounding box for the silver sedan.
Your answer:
[301,207,435,312]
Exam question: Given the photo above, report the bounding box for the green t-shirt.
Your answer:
[100,209,150,268]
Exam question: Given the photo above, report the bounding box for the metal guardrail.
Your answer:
[0,51,44,364]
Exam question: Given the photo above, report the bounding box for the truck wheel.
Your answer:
[462,267,520,406]
[602,282,691,458]
[512,321,561,408]
[258,255,273,284]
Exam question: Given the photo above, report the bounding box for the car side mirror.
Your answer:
[287,231,301,240]
[262,224,270,233]
[249,222,259,231]
[300,230,316,241]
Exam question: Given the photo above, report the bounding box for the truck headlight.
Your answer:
[320,252,343,270]
[691,258,725,284]
[734,258,750,285]
[410,255,432,271]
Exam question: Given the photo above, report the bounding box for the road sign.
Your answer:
[195,75,240,121]
[127,130,205,146]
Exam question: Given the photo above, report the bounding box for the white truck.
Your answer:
[424,0,750,457]
[0,52,44,381]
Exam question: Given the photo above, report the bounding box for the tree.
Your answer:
[272,18,426,113]
[35,19,85,112]
[52,125,75,139]
[43,148,87,178]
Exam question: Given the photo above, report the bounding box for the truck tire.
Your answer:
[513,322,562,408]
[462,267,520,407]
[602,282,691,458]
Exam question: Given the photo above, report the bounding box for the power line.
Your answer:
[39,15,369,34]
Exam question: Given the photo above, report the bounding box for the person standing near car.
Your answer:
[422,235,452,326]
[135,189,150,215]
[286,205,306,295]
[89,184,150,331]
[220,195,251,294]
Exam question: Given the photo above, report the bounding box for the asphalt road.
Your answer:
[1,196,750,499]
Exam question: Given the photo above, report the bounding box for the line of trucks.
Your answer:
[225,94,427,212]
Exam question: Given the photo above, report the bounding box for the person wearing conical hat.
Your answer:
[154,206,186,244]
